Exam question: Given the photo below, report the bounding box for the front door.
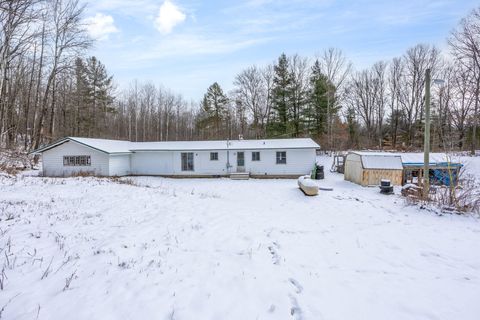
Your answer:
[237,152,245,172]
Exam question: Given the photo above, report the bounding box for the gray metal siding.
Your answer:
[42,142,317,177]
[130,151,174,175]
[130,148,316,176]
[41,141,109,176]
[109,154,131,176]
[236,149,315,176]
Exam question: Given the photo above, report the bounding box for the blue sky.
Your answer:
[83,0,478,100]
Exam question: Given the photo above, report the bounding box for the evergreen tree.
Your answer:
[84,56,114,136]
[196,96,211,139]
[72,57,114,137]
[289,54,310,137]
[268,53,292,136]
[73,58,90,136]
[305,60,331,137]
[345,106,358,148]
[197,82,229,138]
[386,109,404,148]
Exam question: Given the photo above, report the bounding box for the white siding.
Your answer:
[235,149,315,176]
[178,150,228,175]
[130,152,174,175]
[131,151,228,176]
[41,141,109,176]
[130,148,315,176]
[164,150,229,176]
[42,142,317,177]
[109,154,131,176]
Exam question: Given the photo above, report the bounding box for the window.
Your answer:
[181,152,194,171]
[252,152,260,161]
[210,152,218,161]
[63,155,91,166]
[276,151,287,164]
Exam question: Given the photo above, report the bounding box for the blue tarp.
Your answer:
[402,162,463,167]
[403,162,463,186]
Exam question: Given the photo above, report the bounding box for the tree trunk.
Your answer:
[472,76,479,155]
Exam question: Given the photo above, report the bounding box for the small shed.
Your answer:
[344,152,403,186]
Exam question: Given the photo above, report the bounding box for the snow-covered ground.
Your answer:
[1,156,479,320]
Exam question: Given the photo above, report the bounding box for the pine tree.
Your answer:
[84,56,114,136]
[268,53,292,137]
[73,58,90,136]
[345,106,358,148]
[197,82,229,138]
[71,57,114,137]
[305,60,331,137]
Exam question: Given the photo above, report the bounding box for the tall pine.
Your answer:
[85,56,114,136]
[345,106,358,148]
[73,58,90,136]
[305,60,332,137]
[197,82,229,139]
[268,54,292,137]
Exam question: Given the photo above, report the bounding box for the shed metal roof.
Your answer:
[349,151,461,168]
[360,154,403,170]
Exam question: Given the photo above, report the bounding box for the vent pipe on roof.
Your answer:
[238,134,243,140]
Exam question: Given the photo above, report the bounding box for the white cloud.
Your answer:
[85,13,119,41]
[128,34,270,63]
[154,0,186,35]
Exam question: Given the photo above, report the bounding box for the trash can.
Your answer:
[315,165,324,180]
[379,179,393,194]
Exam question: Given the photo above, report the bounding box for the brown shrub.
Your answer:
[0,163,18,175]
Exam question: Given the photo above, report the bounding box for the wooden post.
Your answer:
[423,68,431,200]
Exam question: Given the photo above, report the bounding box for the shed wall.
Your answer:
[41,141,109,176]
[344,153,363,185]
[362,169,403,186]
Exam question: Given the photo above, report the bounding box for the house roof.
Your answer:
[31,137,134,154]
[131,138,320,151]
[32,137,320,154]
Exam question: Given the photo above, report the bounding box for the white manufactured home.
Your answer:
[32,137,320,178]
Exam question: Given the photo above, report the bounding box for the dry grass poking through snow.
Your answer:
[1,160,480,320]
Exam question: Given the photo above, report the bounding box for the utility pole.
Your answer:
[423,68,431,200]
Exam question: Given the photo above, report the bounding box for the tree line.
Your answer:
[1,1,479,154]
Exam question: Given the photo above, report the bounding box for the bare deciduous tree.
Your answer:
[449,6,480,154]
[317,48,351,149]
[33,0,91,150]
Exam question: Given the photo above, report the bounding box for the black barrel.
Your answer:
[380,179,391,187]
[315,165,324,180]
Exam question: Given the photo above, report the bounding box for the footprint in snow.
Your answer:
[288,278,303,294]
[268,245,281,265]
[289,294,304,320]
